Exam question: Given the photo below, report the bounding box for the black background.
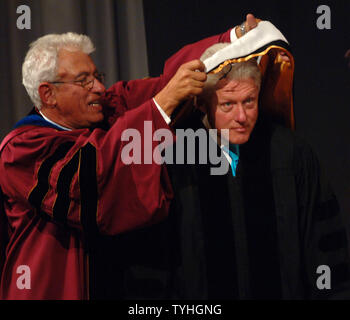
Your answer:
[143,0,350,227]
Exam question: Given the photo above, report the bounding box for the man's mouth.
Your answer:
[88,100,102,110]
[232,127,246,133]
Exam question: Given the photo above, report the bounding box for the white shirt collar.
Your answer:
[39,111,72,131]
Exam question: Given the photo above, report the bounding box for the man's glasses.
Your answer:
[49,72,105,91]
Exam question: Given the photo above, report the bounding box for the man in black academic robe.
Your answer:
[92,20,350,300]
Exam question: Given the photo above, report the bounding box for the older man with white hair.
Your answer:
[0,31,210,299]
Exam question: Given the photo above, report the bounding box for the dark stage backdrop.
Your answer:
[143,0,350,226]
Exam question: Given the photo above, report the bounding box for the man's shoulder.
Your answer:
[270,124,312,149]
[0,109,88,153]
[3,124,77,140]
[268,124,319,169]
[0,125,86,157]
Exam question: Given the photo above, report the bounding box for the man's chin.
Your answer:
[229,134,250,145]
[86,114,104,128]
[93,112,104,121]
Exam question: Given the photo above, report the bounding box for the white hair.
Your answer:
[22,32,95,109]
[200,42,261,98]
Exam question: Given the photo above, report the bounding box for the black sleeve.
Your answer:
[294,137,350,299]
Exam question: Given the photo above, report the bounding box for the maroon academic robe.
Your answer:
[0,28,231,300]
[0,100,173,300]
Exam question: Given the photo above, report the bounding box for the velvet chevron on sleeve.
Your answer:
[0,100,173,299]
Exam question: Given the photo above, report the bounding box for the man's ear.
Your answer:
[38,83,57,107]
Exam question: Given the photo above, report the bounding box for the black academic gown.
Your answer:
[164,113,350,299]
[92,113,350,300]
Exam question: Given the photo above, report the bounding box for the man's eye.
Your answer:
[220,103,233,112]
[76,77,88,84]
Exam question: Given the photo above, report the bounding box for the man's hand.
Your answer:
[235,13,261,38]
[236,14,290,63]
[154,60,207,116]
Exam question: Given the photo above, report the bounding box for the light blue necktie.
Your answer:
[223,144,240,177]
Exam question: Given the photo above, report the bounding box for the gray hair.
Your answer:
[200,43,261,98]
[22,32,95,109]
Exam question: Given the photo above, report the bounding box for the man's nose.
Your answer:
[233,104,247,123]
[92,78,106,93]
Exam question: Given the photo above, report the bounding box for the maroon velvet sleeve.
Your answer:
[162,29,232,81]
[103,28,233,119]
[0,100,174,236]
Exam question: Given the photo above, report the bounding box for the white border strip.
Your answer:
[203,21,289,72]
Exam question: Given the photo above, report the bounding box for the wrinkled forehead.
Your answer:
[57,48,96,78]
[215,77,260,93]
